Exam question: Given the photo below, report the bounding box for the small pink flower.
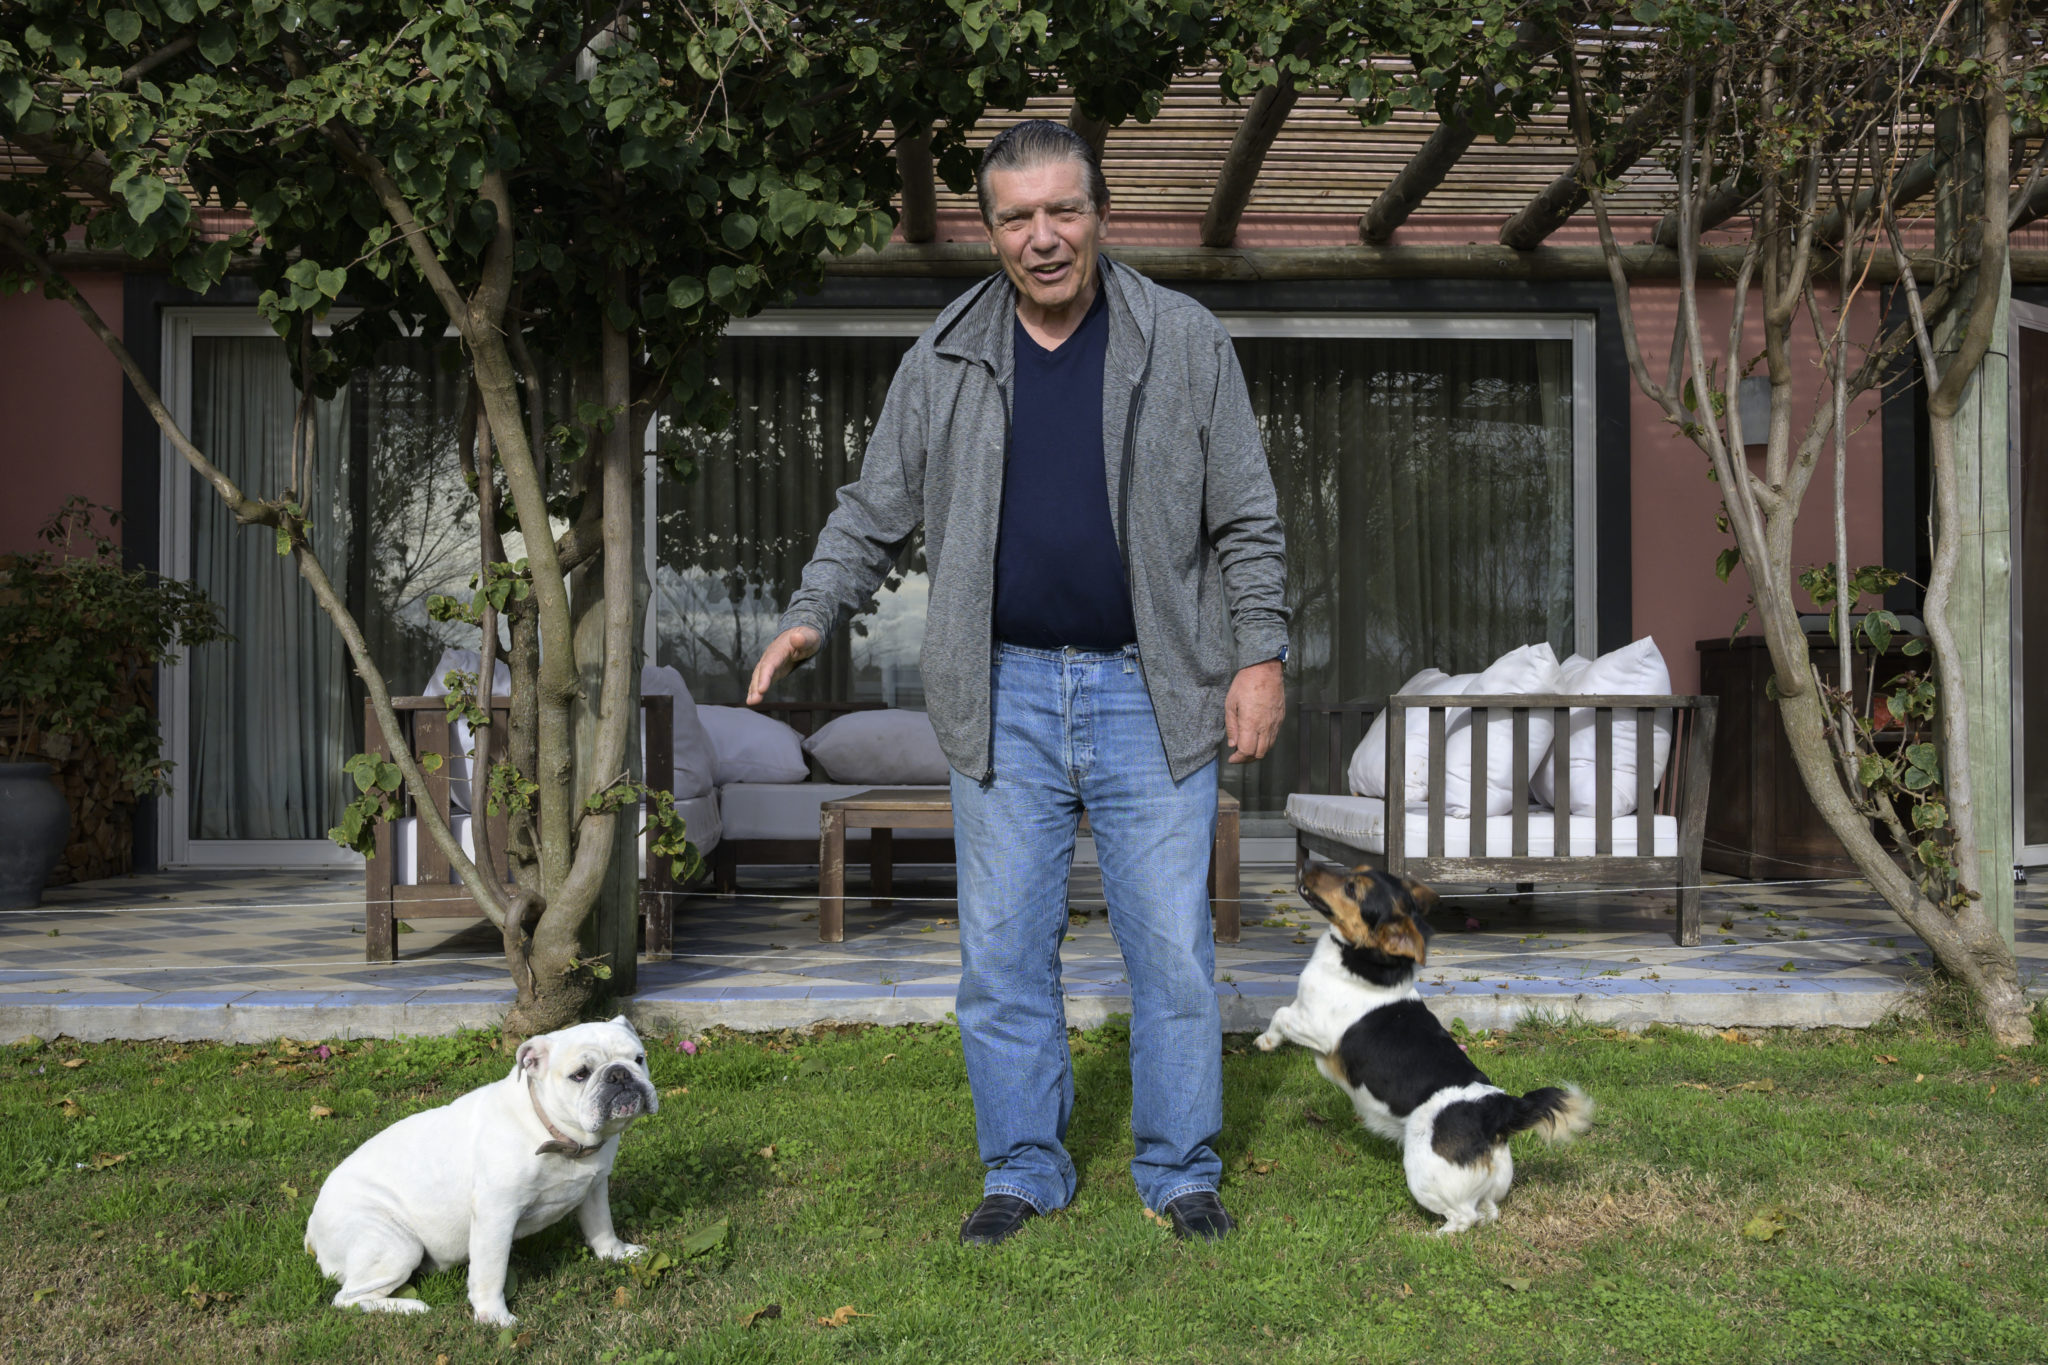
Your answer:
[679,1039,698,1055]
[315,1045,332,1062]
[1464,917,1481,932]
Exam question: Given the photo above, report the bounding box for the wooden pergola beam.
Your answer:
[2014,171,2048,230]
[1650,176,1756,249]
[1068,106,1110,160]
[895,131,937,244]
[1361,26,1550,245]
[1499,94,1673,250]
[1815,151,1937,243]
[1360,112,1479,245]
[1201,77,1301,248]
[823,240,2048,284]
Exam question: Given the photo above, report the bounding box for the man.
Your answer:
[748,120,1288,1244]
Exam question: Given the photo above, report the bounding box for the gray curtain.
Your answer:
[187,337,354,840]
[654,335,925,705]
[1226,334,1577,820]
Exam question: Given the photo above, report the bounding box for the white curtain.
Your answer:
[186,337,355,840]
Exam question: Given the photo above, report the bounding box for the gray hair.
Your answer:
[975,119,1109,227]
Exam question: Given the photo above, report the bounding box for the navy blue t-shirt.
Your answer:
[992,287,1138,651]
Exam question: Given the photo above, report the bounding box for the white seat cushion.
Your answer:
[803,710,951,785]
[718,783,952,843]
[696,706,809,785]
[1287,792,1676,859]
[1532,637,1675,817]
[641,665,718,799]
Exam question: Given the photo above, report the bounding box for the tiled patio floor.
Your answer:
[1,863,2042,1041]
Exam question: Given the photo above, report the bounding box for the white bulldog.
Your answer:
[304,1016,659,1326]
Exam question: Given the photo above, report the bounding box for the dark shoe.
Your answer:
[959,1194,1038,1246]
[1164,1190,1235,1241]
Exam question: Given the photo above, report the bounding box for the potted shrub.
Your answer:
[1,499,226,907]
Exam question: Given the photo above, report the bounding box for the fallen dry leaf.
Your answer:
[32,1287,59,1305]
[1997,1053,2015,1063]
[1240,1154,1277,1175]
[1673,1081,1713,1091]
[2031,1076,2042,1087]
[816,1305,871,1328]
[881,1053,898,1064]
[1914,1074,1926,1084]
[61,1058,87,1070]
[1874,1054,1898,1065]
[614,1286,629,1308]
[89,1152,128,1170]
[1500,1277,1532,1293]
[515,1331,533,1348]
[1142,1208,1171,1227]
[1741,1206,1789,1242]
[278,1184,299,1200]
[54,1097,83,1118]
[661,1086,688,1097]
[309,1104,334,1120]
[757,1144,776,1159]
[741,1303,783,1329]
[1718,1029,1744,1044]
[1301,1107,1330,1127]
[435,1355,450,1365]
[1989,1084,1997,1097]
[1735,1079,1776,1093]
[1396,1283,1413,1299]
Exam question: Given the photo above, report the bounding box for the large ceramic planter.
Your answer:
[0,762,70,909]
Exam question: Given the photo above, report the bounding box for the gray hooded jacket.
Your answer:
[775,257,1289,783]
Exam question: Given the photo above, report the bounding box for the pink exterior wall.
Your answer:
[0,273,126,555]
[1626,282,1887,691]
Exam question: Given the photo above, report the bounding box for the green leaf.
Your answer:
[197,18,236,65]
[666,276,704,310]
[1913,800,1948,831]
[106,10,144,45]
[721,213,758,249]
[122,174,168,224]
[682,1218,729,1258]
[0,72,30,122]
[1714,546,1741,582]
[1856,754,1887,789]
[315,267,346,299]
[274,525,291,557]
[707,265,737,300]
[1905,743,1939,774]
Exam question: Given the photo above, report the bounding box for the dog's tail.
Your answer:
[1501,1083,1594,1145]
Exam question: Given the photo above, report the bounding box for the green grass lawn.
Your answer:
[3,1013,2046,1364]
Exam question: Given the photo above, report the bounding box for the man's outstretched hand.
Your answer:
[1225,659,1285,764]
[747,626,822,706]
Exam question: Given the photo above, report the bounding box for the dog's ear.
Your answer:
[515,1038,549,1075]
[1400,876,1441,915]
[608,1013,638,1038]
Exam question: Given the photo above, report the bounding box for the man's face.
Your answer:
[982,156,1107,315]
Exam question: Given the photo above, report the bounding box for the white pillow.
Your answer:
[1442,643,1564,816]
[803,709,951,785]
[697,705,809,785]
[1532,637,1674,816]
[639,665,718,799]
[1348,667,1461,798]
[422,648,511,813]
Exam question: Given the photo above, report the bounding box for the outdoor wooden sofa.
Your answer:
[361,695,679,962]
[719,700,1243,944]
[1290,693,1718,945]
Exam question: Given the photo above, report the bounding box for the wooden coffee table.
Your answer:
[816,788,1240,944]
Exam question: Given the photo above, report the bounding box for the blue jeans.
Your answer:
[951,643,1223,1214]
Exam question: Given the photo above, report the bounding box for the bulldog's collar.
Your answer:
[526,1075,602,1159]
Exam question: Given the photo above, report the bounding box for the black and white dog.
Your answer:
[1256,865,1592,1233]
